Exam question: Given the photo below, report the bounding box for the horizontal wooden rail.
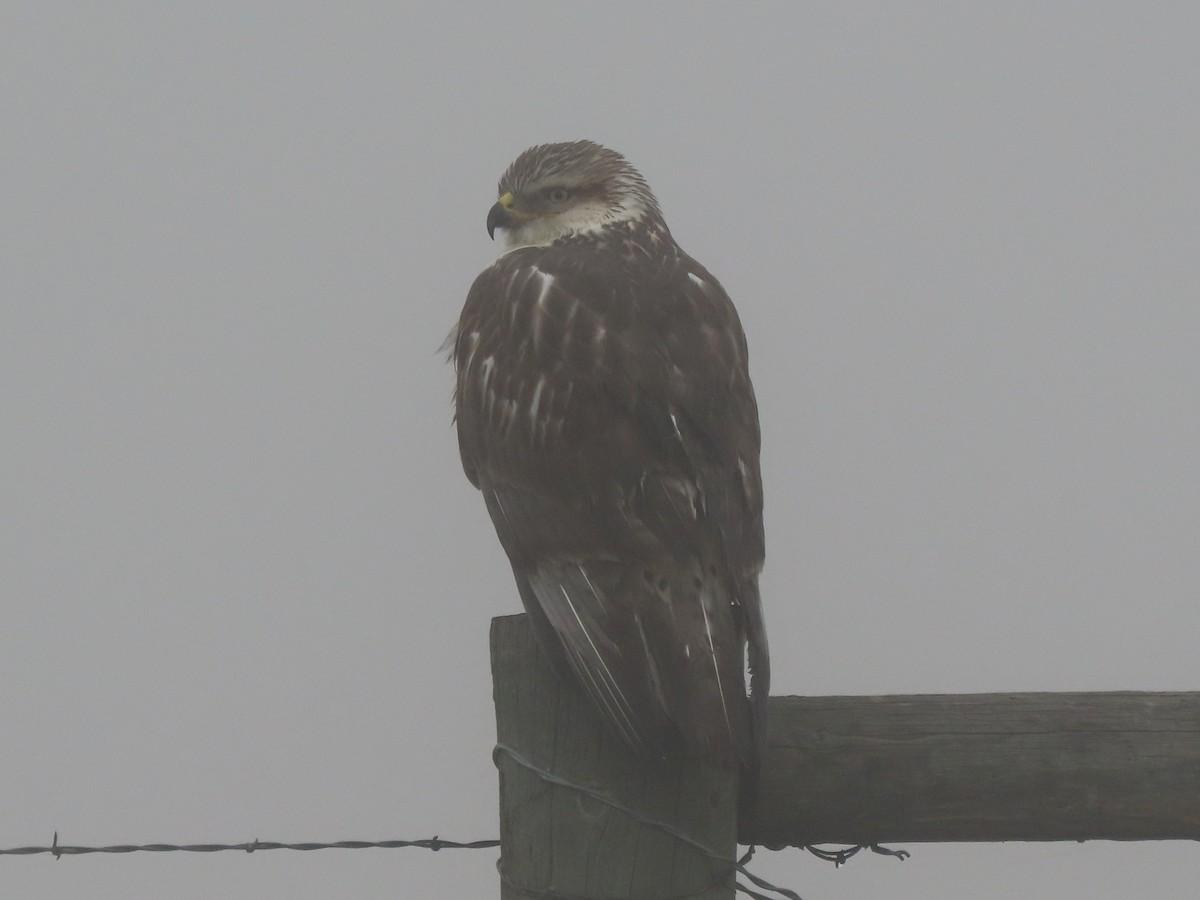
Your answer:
[746,691,1200,846]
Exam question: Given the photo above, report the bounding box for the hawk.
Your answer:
[450,140,769,771]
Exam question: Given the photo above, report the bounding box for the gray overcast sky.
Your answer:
[3,3,1198,898]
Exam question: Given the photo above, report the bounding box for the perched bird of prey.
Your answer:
[450,140,768,771]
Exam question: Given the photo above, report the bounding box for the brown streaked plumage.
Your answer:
[450,140,769,772]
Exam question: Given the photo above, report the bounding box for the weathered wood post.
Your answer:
[494,612,1200,897]
[491,614,740,899]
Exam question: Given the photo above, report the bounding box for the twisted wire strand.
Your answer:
[2,748,901,900]
[0,832,499,858]
[494,743,804,900]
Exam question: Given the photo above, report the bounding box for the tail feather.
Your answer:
[523,555,760,770]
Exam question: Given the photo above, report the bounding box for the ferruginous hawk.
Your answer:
[450,140,768,771]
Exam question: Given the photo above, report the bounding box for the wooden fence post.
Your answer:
[491,614,739,899]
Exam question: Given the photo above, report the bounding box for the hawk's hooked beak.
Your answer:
[487,191,519,240]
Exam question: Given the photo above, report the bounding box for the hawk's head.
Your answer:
[486,140,663,250]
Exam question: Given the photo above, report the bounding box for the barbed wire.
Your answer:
[0,831,902,868]
[0,829,901,900]
[0,832,498,858]
[2,745,905,900]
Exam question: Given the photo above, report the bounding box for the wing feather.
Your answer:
[454,240,768,768]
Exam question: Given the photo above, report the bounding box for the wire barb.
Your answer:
[803,843,910,867]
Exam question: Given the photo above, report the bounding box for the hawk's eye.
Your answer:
[546,187,571,203]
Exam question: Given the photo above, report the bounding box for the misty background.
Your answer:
[3,4,1197,898]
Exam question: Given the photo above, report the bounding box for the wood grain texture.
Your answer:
[491,614,739,900]
[746,691,1200,846]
